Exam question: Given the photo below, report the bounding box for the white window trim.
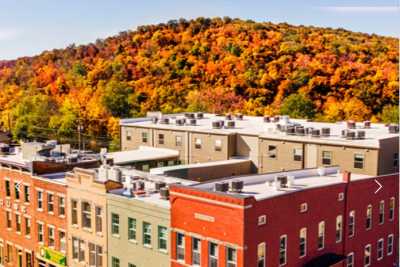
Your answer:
[387,234,394,255]
[279,234,287,266]
[347,252,354,267]
[364,244,371,267]
[377,238,384,261]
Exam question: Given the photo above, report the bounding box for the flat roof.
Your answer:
[106,146,179,165]
[120,113,399,148]
[191,167,373,201]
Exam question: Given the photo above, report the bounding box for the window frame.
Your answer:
[377,238,384,261]
[111,213,120,236]
[192,237,201,266]
[176,232,185,261]
[128,217,136,242]
[208,242,218,267]
[366,204,372,230]
[81,201,92,229]
[194,138,202,149]
[158,134,164,145]
[293,148,303,161]
[354,153,365,169]
[268,145,277,159]
[347,252,354,267]
[158,226,168,252]
[336,215,343,243]
[142,222,152,247]
[226,246,237,267]
[387,234,393,255]
[318,221,325,250]
[364,244,371,267]
[348,210,355,238]
[322,151,332,165]
[299,228,307,258]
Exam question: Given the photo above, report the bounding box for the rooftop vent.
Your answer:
[364,121,371,128]
[212,121,223,129]
[230,180,244,193]
[276,176,288,188]
[151,117,158,124]
[175,119,185,126]
[276,124,282,131]
[388,124,399,134]
[196,112,204,119]
[225,114,233,120]
[273,116,280,123]
[215,182,229,192]
[341,129,347,138]
[189,119,197,126]
[347,120,356,129]
[160,117,170,124]
[311,129,321,137]
[357,130,366,139]
[321,128,331,137]
[134,180,145,191]
[109,167,122,182]
[346,131,356,140]
[263,116,271,123]
[160,187,170,200]
[226,120,235,129]
[155,181,167,190]
[295,126,305,136]
[235,113,243,120]
[286,126,295,135]
[306,127,314,135]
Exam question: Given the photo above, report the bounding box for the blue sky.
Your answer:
[0,0,398,60]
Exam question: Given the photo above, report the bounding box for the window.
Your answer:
[322,151,332,165]
[58,196,65,217]
[293,148,303,161]
[226,247,237,267]
[387,234,393,255]
[128,264,136,267]
[379,200,384,224]
[6,211,12,229]
[192,238,201,266]
[214,139,222,151]
[258,215,267,226]
[111,213,119,236]
[366,205,372,230]
[6,243,12,263]
[5,180,10,197]
[300,203,308,213]
[14,182,20,200]
[111,257,120,267]
[128,217,136,241]
[37,223,44,243]
[257,243,266,267]
[143,222,152,246]
[141,132,148,143]
[126,130,132,141]
[336,215,343,243]
[318,221,325,250]
[394,153,398,167]
[47,193,54,213]
[95,206,102,233]
[26,251,32,267]
[347,252,354,267]
[348,211,355,237]
[268,145,277,158]
[71,200,78,225]
[209,242,218,267]
[37,190,43,210]
[158,226,168,251]
[389,197,395,221]
[72,237,79,260]
[354,153,364,169]
[24,185,30,203]
[175,135,182,146]
[364,244,371,266]
[299,228,307,257]
[89,243,102,267]
[158,134,164,145]
[195,138,202,149]
[59,230,66,253]
[0,242,3,265]
[377,239,384,260]
[82,201,91,228]
[338,192,344,201]
[79,239,85,261]
[279,235,287,266]
[176,233,184,261]
[25,217,31,236]
[15,214,21,233]
[48,226,55,247]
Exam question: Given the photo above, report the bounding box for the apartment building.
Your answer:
[106,167,196,267]
[169,167,399,267]
[120,113,399,175]
[66,167,122,267]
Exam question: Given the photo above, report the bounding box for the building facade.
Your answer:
[120,113,399,175]
[169,168,399,267]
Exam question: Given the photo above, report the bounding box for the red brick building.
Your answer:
[170,167,399,267]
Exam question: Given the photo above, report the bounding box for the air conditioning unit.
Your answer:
[175,119,184,126]
[226,120,235,129]
[184,113,195,119]
[151,117,158,124]
[363,121,371,128]
[306,127,314,135]
[196,112,204,119]
[295,126,305,136]
[286,126,295,135]
[225,114,233,120]
[212,121,223,129]
[388,124,399,134]
[346,131,356,140]
[321,128,330,137]
[189,119,197,126]
[160,117,170,124]
[311,129,321,137]
[357,130,366,139]
[235,113,243,120]
[276,176,288,188]
[160,188,170,200]
[263,116,271,123]
[215,182,229,192]
[230,180,244,193]
[347,121,356,129]
[155,181,167,190]
[273,116,280,123]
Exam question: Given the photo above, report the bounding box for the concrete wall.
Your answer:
[188,132,233,163]
[236,135,259,172]
[153,129,188,164]
[107,194,170,267]
[121,126,153,151]
[378,137,399,175]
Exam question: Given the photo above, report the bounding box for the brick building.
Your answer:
[169,167,399,267]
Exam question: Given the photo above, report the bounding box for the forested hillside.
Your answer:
[0,17,398,148]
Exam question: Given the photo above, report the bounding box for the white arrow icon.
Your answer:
[374,179,382,194]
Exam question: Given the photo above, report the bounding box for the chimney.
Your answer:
[342,171,351,183]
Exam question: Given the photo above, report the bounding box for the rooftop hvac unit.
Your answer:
[151,117,158,124]
[155,181,167,190]
[286,126,295,135]
[196,112,204,119]
[109,167,122,182]
[263,116,271,123]
[295,126,305,136]
[212,121,223,129]
[357,130,366,139]
[135,180,145,191]
[184,113,195,119]
[346,131,356,140]
[160,117,170,124]
[276,124,282,131]
[364,121,371,128]
[273,116,280,123]
[160,187,170,200]
[215,182,229,192]
[188,119,197,126]
[388,124,399,134]
[341,129,347,138]
[306,127,314,135]
[225,114,233,120]
[347,121,356,129]
[276,176,288,188]
[321,128,331,137]
[235,113,243,120]
[230,180,244,193]
[226,120,235,129]
[311,129,321,137]
[175,119,185,126]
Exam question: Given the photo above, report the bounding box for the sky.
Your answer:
[0,0,399,60]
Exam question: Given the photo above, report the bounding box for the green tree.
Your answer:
[49,98,79,137]
[280,93,315,119]
[380,105,399,123]
[102,81,134,118]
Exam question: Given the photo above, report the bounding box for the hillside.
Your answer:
[0,17,398,147]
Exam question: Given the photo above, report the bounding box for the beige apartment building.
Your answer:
[106,167,196,267]
[66,168,122,267]
[120,113,399,176]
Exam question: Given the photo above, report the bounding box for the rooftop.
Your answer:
[190,166,373,201]
[120,113,399,148]
[106,146,179,165]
